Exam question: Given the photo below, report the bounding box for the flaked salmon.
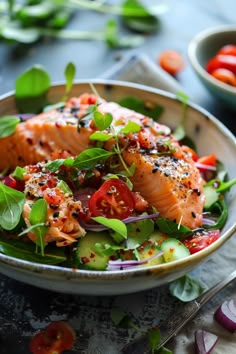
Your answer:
[0,93,205,230]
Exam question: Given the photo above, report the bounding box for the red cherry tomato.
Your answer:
[206,55,236,76]
[158,50,185,75]
[88,179,135,219]
[217,44,236,57]
[182,230,220,254]
[211,68,236,86]
[29,321,75,354]
[181,145,199,162]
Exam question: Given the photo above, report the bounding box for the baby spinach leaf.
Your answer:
[0,116,20,138]
[0,182,25,230]
[169,274,205,302]
[127,218,154,249]
[15,65,51,113]
[73,148,114,169]
[156,218,192,239]
[118,96,163,120]
[92,216,127,238]
[0,238,66,264]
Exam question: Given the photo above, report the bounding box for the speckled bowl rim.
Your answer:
[0,79,235,281]
[188,25,236,94]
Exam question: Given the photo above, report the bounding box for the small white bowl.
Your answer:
[188,25,236,110]
[0,80,236,295]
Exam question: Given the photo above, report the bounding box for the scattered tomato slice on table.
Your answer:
[158,50,185,75]
[88,178,135,219]
[29,321,75,354]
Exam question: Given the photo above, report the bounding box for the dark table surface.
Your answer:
[0,1,236,353]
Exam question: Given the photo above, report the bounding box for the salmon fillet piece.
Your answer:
[122,147,205,229]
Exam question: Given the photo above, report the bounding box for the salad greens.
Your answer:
[0,62,235,276]
[0,0,163,46]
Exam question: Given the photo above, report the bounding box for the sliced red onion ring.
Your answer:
[81,212,160,232]
[107,249,164,271]
[202,218,217,226]
[214,298,236,332]
[195,329,218,354]
[15,114,35,120]
[195,162,217,171]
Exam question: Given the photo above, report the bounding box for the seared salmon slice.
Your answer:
[122,147,205,229]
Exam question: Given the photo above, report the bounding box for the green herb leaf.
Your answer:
[94,111,113,131]
[45,157,74,172]
[120,121,141,134]
[89,131,113,142]
[0,182,25,230]
[119,96,163,120]
[12,166,26,180]
[92,216,127,238]
[73,148,114,169]
[169,274,205,302]
[0,116,20,138]
[0,238,66,264]
[204,196,228,230]
[111,308,140,330]
[29,199,49,254]
[58,180,72,195]
[127,218,154,249]
[147,327,161,354]
[15,65,51,113]
[64,62,76,96]
[156,218,192,239]
[172,92,188,141]
[0,23,41,44]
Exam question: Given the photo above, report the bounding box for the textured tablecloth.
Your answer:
[0,54,235,354]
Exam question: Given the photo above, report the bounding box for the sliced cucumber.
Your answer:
[149,230,169,246]
[75,231,115,271]
[138,244,164,266]
[204,185,219,209]
[161,238,190,263]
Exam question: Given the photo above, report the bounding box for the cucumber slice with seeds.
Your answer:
[161,238,190,263]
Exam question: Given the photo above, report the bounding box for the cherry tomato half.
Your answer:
[88,179,135,220]
[211,68,236,86]
[158,50,185,76]
[182,230,220,254]
[217,44,236,57]
[206,54,236,76]
[29,321,75,354]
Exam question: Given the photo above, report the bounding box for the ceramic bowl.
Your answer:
[188,25,236,110]
[0,80,236,295]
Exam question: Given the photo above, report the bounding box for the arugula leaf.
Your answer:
[0,182,25,230]
[169,274,205,302]
[156,218,192,239]
[15,65,51,113]
[73,148,114,169]
[92,216,127,238]
[119,96,163,120]
[0,116,20,138]
[0,238,66,264]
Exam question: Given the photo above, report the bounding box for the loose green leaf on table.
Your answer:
[169,274,205,302]
[121,0,161,33]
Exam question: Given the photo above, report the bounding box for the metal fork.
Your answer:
[122,269,236,354]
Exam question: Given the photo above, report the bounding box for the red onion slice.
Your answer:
[195,162,217,171]
[107,249,164,271]
[195,329,218,354]
[214,299,236,332]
